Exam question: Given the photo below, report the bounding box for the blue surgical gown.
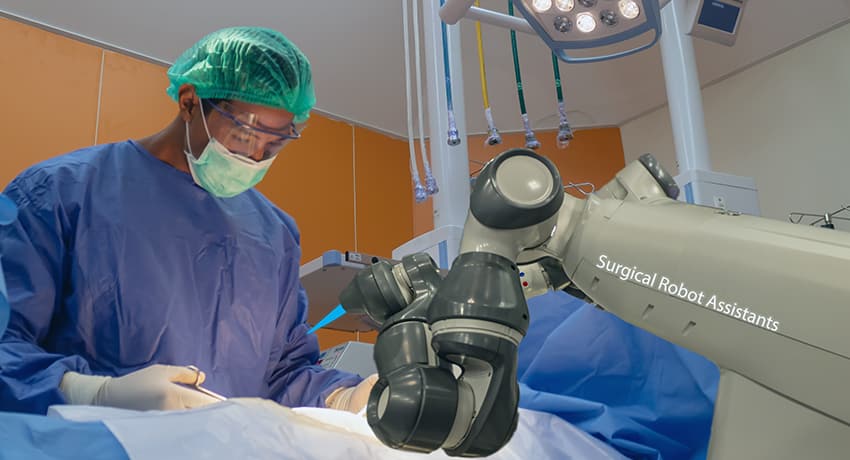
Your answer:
[518,291,719,460]
[0,140,361,414]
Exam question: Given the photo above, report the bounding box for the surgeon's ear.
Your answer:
[178,84,199,123]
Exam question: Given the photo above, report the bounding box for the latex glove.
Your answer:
[325,373,379,413]
[60,365,221,411]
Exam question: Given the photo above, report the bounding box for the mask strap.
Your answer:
[185,121,194,156]
[198,98,214,142]
[185,98,213,158]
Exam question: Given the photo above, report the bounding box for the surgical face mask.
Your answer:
[184,104,276,198]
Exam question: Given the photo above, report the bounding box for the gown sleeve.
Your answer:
[0,175,92,414]
[264,218,361,408]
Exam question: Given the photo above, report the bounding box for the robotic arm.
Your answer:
[338,149,563,457]
[341,149,850,458]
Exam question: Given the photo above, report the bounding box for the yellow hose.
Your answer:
[474,0,490,109]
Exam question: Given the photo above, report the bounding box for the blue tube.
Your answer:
[307,304,347,334]
[439,0,461,146]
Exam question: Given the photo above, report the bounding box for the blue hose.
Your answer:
[439,0,461,146]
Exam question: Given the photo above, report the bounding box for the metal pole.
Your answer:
[659,0,712,172]
[423,0,471,229]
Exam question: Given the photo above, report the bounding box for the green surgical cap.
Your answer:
[167,27,315,123]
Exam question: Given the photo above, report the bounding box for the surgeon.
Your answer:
[0,27,375,415]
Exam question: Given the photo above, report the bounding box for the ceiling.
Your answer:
[2,0,849,138]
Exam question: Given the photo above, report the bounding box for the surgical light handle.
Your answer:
[440,2,535,34]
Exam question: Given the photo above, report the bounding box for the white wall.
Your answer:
[621,23,850,229]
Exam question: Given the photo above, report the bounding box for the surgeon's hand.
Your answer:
[325,373,379,413]
[60,365,221,411]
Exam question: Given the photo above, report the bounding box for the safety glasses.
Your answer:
[207,101,302,161]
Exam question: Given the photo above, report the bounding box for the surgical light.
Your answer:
[553,16,572,32]
[619,0,641,19]
[506,0,665,63]
[575,12,596,33]
[532,0,552,13]
[600,10,618,26]
[555,0,574,12]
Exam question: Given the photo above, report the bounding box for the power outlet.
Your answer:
[713,196,727,209]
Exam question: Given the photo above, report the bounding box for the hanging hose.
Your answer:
[552,53,574,149]
[413,0,438,195]
[475,0,501,146]
[508,1,540,150]
[439,0,461,146]
[404,0,426,202]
